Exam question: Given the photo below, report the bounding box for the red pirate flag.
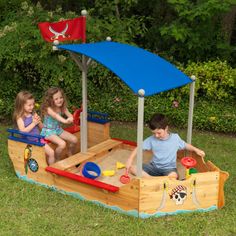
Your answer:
[38,17,86,43]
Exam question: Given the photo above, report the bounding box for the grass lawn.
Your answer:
[0,122,235,236]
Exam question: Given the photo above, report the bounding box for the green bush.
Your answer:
[0,2,235,134]
[0,1,147,120]
[91,93,236,134]
[162,60,236,102]
[183,60,235,101]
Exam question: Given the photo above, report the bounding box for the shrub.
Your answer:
[0,2,235,134]
[163,60,236,103]
[183,60,235,101]
[85,87,236,134]
[0,1,147,120]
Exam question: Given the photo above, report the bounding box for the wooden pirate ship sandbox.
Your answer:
[7,15,229,217]
[8,111,229,218]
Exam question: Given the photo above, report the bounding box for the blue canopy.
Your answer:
[58,42,192,96]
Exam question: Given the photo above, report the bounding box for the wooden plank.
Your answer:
[50,152,95,170]
[88,139,122,154]
[50,139,122,171]
[177,150,209,173]
[139,172,219,214]
[8,140,48,171]
[8,139,54,185]
[46,166,119,192]
[112,138,137,147]
[206,161,229,208]
[51,175,140,211]
[88,122,110,147]
[50,139,123,180]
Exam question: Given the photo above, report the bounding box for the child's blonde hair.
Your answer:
[13,91,34,123]
[41,87,67,116]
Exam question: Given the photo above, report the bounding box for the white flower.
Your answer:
[59,76,64,81]
[36,2,42,9]
[58,55,67,63]
[48,11,53,18]
[0,32,6,38]
[21,1,28,10]
[4,25,10,32]
[28,7,34,16]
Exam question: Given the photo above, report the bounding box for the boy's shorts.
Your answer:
[143,162,177,176]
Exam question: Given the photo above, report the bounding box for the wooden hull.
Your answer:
[7,122,229,218]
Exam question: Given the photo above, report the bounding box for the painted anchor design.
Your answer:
[49,23,69,40]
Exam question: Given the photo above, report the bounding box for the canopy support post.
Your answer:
[81,55,88,152]
[68,52,90,153]
[187,75,196,144]
[69,52,83,71]
[136,89,145,177]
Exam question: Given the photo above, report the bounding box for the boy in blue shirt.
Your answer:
[126,113,205,179]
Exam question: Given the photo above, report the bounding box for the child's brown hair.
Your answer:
[41,87,67,116]
[13,91,34,124]
[148,113,168,130]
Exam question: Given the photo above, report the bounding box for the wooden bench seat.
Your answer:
[50,152,95,170]
[50,139,122,171]
[88,139,122,155]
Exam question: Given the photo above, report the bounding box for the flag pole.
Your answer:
[81,10,87,43]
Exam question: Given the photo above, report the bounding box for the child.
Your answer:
[126,113,205,179]
[40,87,78,161]
[13,91,55,165]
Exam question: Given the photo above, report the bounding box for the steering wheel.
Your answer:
[73,108,82,126]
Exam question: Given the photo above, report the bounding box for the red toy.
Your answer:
[120,168,130,184]
[181,157,197,178]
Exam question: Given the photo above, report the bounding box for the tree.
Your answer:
[135,0,236,65]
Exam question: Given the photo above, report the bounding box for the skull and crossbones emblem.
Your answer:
[169,185,187,205]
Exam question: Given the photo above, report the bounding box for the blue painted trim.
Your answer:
[87,117,109,124]
[7,128,45,147]
[15,171,218,218]
[87,111,110,124]
[138,206,218,219]
[8,136,45,147]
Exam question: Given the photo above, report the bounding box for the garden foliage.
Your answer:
[140,0,236,64]
[0,1,235,133]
